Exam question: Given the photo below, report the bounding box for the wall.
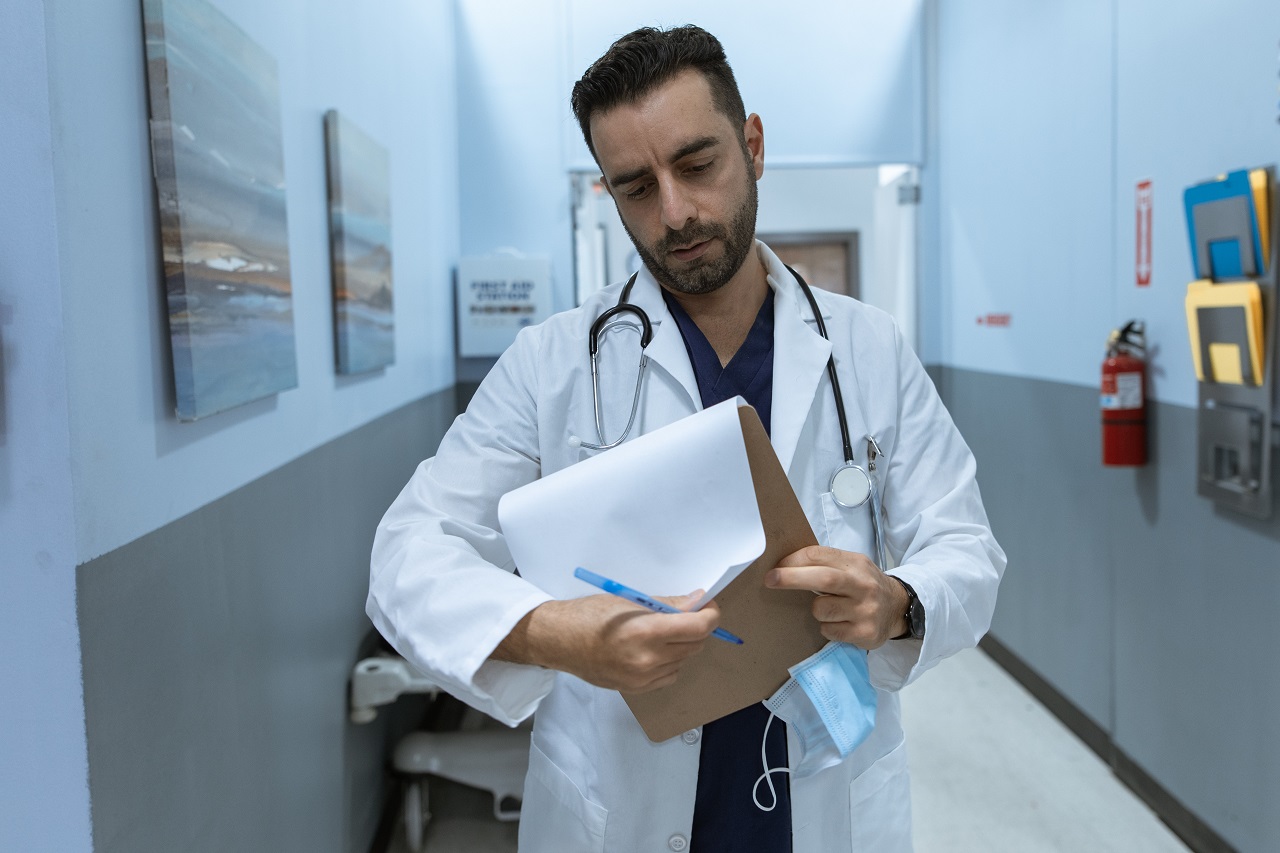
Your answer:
[78,392,455,853]
[46,0,460,564]
[930,1,1280,849]
[5,0,462,849]
[561,0,925,172]
[0,0,93,847]
[455,0,926,317]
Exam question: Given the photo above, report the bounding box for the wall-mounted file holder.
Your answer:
[1184,166,1278,518]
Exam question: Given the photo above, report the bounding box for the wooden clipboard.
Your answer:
[621,404,826,742]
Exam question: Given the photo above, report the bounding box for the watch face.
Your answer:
[909,598,926,638]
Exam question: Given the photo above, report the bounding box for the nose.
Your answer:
[658,179,696,232]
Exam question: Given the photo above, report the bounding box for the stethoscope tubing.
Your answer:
[574,274,648,451]
[794,267,856,468]
[579,267,889,567]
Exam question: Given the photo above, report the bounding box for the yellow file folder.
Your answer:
[1185,279,1265,385]
[1250,169,1272,268]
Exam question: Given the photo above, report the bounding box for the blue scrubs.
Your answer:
[662,288,792,853]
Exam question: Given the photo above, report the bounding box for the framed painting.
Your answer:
[324,111,394,373]
[142,0,297,420]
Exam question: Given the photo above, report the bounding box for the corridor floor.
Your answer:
[386,647,1191,853]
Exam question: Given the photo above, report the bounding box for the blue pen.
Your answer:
[573,567,744,645]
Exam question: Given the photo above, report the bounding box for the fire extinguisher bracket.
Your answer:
[1186,165,1280,520]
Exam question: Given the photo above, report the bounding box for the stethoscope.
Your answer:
[569,266,888,569]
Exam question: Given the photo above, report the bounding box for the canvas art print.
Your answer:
[142,0,298,420]
[324,110,395,373]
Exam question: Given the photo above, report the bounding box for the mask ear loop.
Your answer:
[751,711,791,811]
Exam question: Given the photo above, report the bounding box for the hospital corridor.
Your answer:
[382,647,1191,853]
[4,1,1277,853]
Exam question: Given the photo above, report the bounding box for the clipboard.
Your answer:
[621,404,827,742]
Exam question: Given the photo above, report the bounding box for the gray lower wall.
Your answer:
[74,370,1280,851]
[77,389,457,853]
[935,366,1280,853]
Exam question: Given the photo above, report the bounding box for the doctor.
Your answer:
[369,24,1004,853]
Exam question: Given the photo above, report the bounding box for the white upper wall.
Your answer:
[933,0,1280,408]
[45,0,461,561]
[563,1,925,170]
[933,0,1116,388]
[455,0,575,312]
[456,0,926,314]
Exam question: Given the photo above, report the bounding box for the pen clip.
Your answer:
[865,435,883,472]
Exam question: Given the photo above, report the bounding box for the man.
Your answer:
[368,25,1004,853]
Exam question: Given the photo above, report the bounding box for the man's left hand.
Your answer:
[764,545,908,649]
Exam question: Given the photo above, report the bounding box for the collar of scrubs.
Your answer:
[627,240,836,474]
[662,286,776,435]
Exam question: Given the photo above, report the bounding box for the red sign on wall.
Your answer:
[1136,179,1153,286]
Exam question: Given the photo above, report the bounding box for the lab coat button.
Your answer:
[668,833,689,852]
[681,729,700,744]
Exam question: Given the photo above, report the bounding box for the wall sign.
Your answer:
[1136,179,1153,287]
[456,255,553,357]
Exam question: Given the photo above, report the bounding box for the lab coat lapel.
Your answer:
[628,269,701,411]
[770,268,833,475]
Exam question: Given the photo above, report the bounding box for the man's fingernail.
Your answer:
[764,570,778,587]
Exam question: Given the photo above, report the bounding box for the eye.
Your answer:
[686,161,712,175]
[624,183,652,201]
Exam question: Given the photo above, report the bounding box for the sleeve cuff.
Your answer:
[868,566,941,691]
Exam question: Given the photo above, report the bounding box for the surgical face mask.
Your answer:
[753,642,878,810]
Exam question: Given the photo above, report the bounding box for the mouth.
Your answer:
[670,239,713,262]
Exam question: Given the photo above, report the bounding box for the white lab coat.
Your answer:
[368,242,1005,853]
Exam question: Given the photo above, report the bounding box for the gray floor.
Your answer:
[385,648,1191,852]
[902,648,1189,852]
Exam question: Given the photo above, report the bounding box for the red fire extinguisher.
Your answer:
[1101,320,1148,466]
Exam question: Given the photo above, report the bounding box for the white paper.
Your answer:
[498,399,766,604]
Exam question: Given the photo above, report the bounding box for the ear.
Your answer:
[598,174,614,200]
[743,114,765,180]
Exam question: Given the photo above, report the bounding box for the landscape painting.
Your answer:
[142,0,298,420]
[324,110,395,374]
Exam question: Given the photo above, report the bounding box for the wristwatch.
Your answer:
[889,576,925,640]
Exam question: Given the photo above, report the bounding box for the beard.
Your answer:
[622,163,759,296]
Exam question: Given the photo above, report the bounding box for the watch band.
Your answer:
[888,575,924,640]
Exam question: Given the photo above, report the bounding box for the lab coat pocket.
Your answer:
[848,738,912,852]
[819,491,876,558]
[520,742,608,852]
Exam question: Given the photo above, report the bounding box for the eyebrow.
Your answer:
[608,135,722,189]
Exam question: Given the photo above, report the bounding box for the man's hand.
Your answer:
[492,592,721,693]
[764,545,908,649]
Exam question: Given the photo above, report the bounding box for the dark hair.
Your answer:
[571,25,747,162]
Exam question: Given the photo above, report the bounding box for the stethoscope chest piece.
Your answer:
[830,462,873,509]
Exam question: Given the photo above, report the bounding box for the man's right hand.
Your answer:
[491,593,721,693]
